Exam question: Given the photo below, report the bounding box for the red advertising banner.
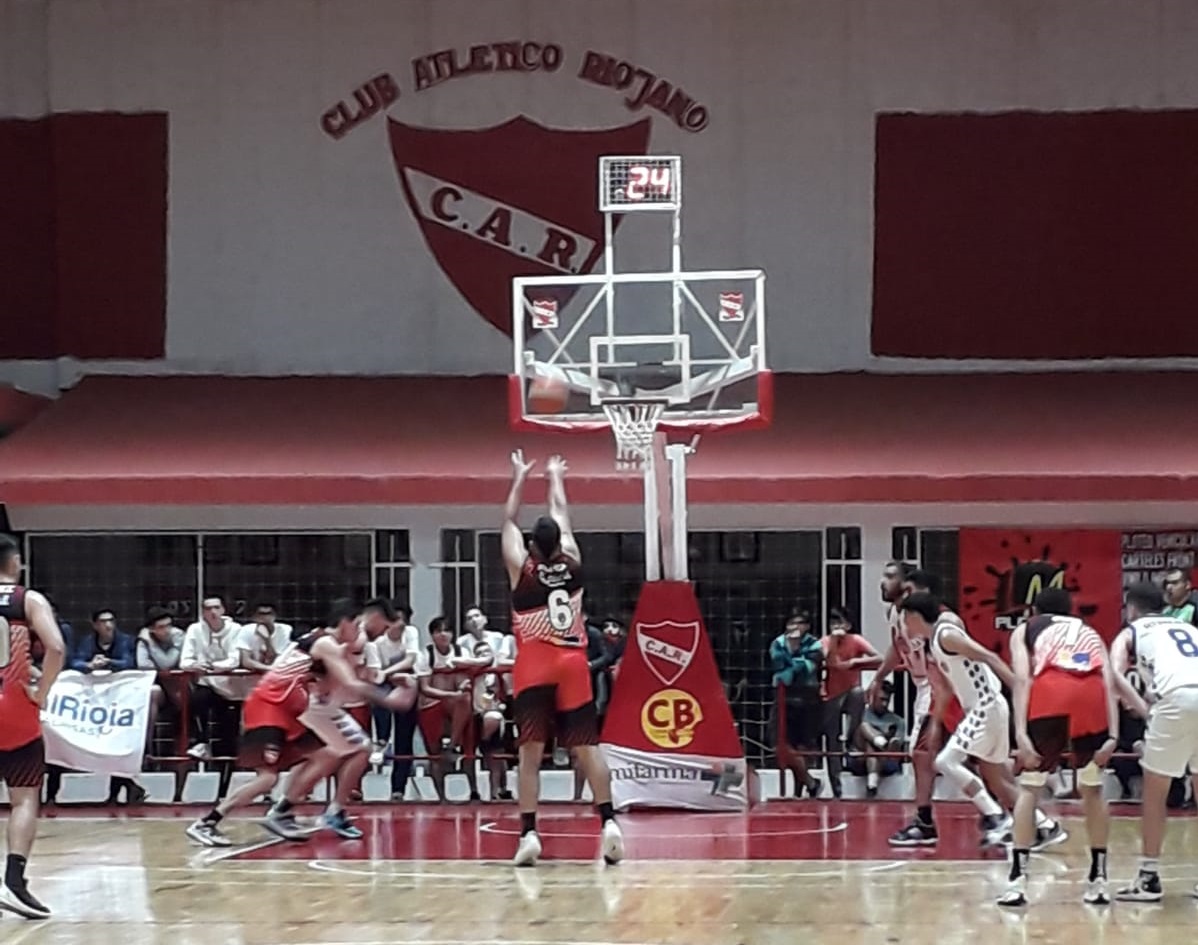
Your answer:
[957,529,1123,658]
[600,581,747,811]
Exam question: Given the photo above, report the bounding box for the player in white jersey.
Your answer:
[900,592,1018,846]
[871,565,969,846]
[1112,581,1198,902]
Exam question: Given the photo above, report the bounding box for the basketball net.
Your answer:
[602,401,665,471]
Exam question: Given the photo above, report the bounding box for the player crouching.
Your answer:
[999,589,1132,907]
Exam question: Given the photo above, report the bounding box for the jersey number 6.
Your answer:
[547,589,574,632]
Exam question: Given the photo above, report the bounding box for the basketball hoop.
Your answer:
[602,400,665,471]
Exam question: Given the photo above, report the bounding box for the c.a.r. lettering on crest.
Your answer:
[404,168,595,274]
[643,637,690,667]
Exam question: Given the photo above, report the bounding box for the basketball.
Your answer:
[527,376,570,413]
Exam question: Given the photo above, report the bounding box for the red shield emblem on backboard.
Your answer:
[388,116,651,336]
[531,298,559,329]
[718,292,744,322]
[637,619,700,687]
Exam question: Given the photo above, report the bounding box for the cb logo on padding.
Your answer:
[640,689,703,749]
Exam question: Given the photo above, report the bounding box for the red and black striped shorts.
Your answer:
[0,737,45,789]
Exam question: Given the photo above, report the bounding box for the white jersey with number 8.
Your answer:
[1131,615,1198,699]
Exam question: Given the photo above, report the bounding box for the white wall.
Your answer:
[4,0,1198,393]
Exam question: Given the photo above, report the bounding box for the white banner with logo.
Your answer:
[40,671,156,777]
[601,743,748,812]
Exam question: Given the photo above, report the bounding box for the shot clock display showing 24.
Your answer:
[599,155,682,212]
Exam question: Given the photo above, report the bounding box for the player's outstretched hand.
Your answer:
[546,454,568,477]
[511,449,536,478]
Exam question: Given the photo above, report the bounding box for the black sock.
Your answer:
[203,809,223,826]
[1090,848,1107,882]
[274,798,293,815]
[5,853,27,888]
[596,801,615,825]
[917,805,934,826]
[1009,847,1030,882]
[520,812,537,836]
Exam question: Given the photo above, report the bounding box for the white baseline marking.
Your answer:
[478,820,848,838]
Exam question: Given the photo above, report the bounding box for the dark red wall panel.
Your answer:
[0,112,167,360]
[0,119,57,358]
[873,110,1198,360]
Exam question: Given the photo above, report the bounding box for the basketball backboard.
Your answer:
[509,268,771,435]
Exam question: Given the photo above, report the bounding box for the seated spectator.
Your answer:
[849,679,907,797]
[70,608,135,674]
[415,616,488,802]
[70,609,145,805]
[179,596,243,764]
[234,604,291,695]
[136,606,186,765]
[819,607,882,798]
[470,640,511,801]
[769,609,824,798]
[457,605,516,800]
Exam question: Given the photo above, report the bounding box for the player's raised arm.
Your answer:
[503,449,536,585]
[545,454,580,562]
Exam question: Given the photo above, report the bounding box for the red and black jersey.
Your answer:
[0,584,39,750]
[510,551,586,648]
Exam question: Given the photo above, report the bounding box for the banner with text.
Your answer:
[600,581,747,811]
[958,529,1123,657]
[41,670,155,777]
[1120,530,1198,587]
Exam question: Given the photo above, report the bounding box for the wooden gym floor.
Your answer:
[2,801,1197,944]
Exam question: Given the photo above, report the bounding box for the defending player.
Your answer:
[185,599,413,846]
[999,588,1127,907]
[0,534,66,920]
[1112,582,1198,902]
[870,565,964,846]
[899,593,1018,847]
[502,450,622,867]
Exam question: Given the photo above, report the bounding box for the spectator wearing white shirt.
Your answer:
[237,603,292,670]
[373,602,421,800]
[179,596,243,763]
[416,616,488,802]
[458,605,516,801]
[234,603,291,683]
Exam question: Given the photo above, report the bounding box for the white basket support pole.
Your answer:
[643,446,661,582]
[664,442,691,581]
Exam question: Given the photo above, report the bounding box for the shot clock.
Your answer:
[599,156,682,212]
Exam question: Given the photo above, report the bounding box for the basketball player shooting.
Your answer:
[503,450,623,867]
[0,533,66,920]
